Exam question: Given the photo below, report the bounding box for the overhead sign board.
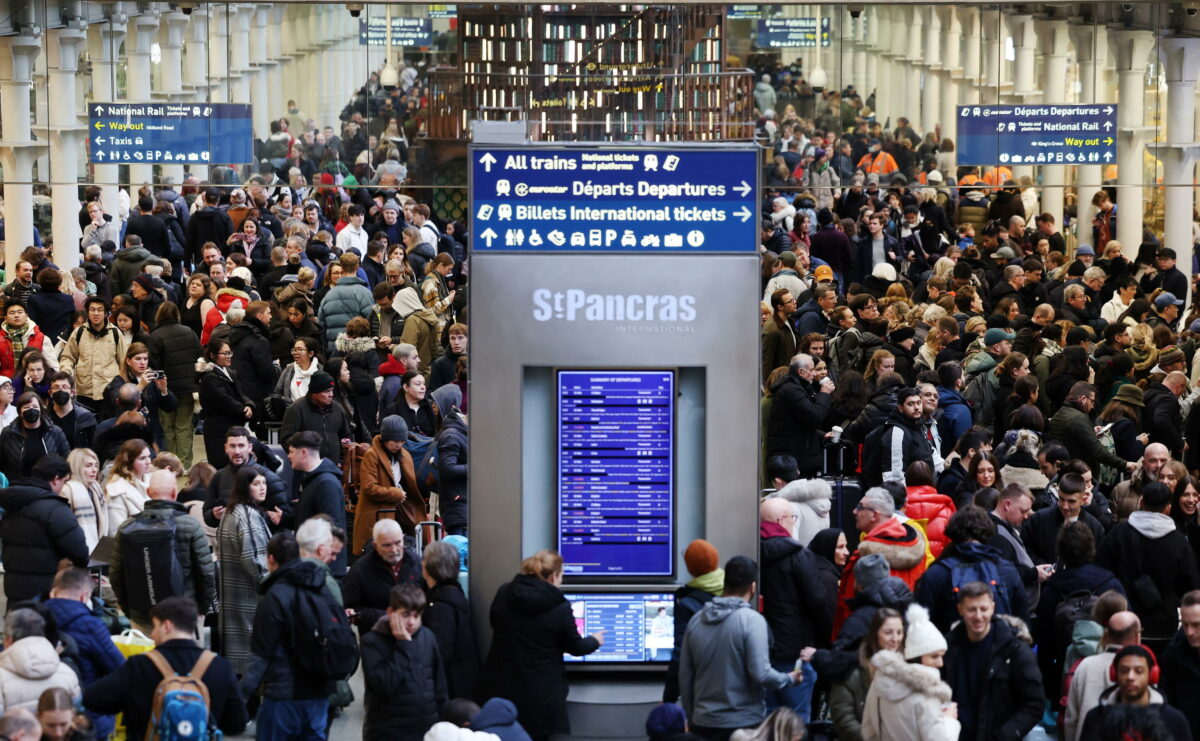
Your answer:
[558,371,674,577]
[357,16,433,46]
[957,104,1118,166]
[428,4,457,18]
[756,17,831,48]
[470,146,759,253]
[727,5,781,19]
[87,102,253,165]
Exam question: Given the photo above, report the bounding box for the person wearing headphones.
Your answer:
[1079,644,1190,739]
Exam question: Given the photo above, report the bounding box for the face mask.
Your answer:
[21,408,39,424]
[51,390,71,406]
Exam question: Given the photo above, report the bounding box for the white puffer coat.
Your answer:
[0,636,81,713]
[862,649,961,741]
[771,478,832,547]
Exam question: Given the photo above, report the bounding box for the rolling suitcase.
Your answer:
[822,441,863,544]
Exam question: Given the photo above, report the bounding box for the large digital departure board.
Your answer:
[557,370,675,576]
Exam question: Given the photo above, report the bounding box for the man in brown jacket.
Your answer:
[351,415,424,555]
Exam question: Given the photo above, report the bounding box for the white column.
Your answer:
[852,14,867,95]
[958,7,981,107]
[1157,37,1200,306]
[181,9,209,181]
[870,7,891,123]
[45,26,87,264]
[889,7,908,128]
[864,6,879,105]
[208,5,230,103]
[981,11,1002,102]
[0,34,44,270]
[940,8,963,148]
[1111,29,1156,253]
[1071,23,1109,249]
[1010,15,1037,97]
[157,11,189,185]
[251,5,272,140]
[904,8,924,133]
[921,7,942,140]
[89,18,126,219]
[267,6,287,126]
[126,11,160,188]
[1038,20,1070,228]
[230,5,252,105]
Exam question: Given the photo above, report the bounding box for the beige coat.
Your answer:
[0,636,81,713]
[58,323,129,400]
[862,650,961,741]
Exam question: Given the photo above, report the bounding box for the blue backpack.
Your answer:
[944,556,1013,617]
[143,650,221,741]
[405,433,440,497]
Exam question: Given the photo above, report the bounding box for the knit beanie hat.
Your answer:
[380,414,408,443]
[683,539,719,577]
[903,603,947,660]
[854,553,890,595]
[308,371,334,394]
[645,703,687,739]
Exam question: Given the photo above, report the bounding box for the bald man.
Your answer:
[1145,372,1187,458]
[759,495,828,723]
[110,469,216,632]
[1064,611,1142,741]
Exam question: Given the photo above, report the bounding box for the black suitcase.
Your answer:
[822,441,863,544]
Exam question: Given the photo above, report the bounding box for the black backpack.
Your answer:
[120,515,185,617]
[290,584,359,682]
[1054,589,1100,651]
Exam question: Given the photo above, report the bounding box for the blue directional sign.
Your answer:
[957,104,1118,166]
[727,5,781,19]
[357,17,432,46]
[470,147,758,253]
[756,17,832,48]
[87,102,253,165]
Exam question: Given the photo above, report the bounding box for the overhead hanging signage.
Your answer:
[956,104,1118,166]
[756,17,832,48]
[87,102,253,165]
[357,16,433,46]
[727,5,781,19]
[470,146,759,253]
[558,370,675,577]
[427,4,457,18]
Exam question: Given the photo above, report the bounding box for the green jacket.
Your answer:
[829,664,870,741]
[1046,401,1127,472]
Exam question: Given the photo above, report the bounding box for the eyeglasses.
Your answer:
[216,351,233,357]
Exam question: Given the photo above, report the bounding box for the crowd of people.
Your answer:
[703,80,1200,741]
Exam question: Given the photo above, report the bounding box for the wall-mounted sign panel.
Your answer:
[87,103,253,164]
[558,370,674,577]
[358,16,433,46]
[956,104,1118,166]
[756,17,831,48]
[470,146,759,253]
[428,4,457,18]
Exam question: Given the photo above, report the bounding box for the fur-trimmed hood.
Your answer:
[869,650,953,704]
[858,519,927,571]
[214,287,250,313]
[334,334,377,355]
[773,478,832,507]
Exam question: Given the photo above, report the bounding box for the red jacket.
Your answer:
[0,325,47,378]
[905,486,956,558]
[834,517,928,637]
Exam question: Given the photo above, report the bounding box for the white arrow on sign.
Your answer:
[95,137,105,145]
[93,105,103,115]
[480,228,498,247]
[734,180,752,197]
[479,152,497,173]
[95,151,105,160]
[1104,121,1113,131]
[735,206,752,222]
[1103,151,1113,162]
[1104,105,1114,115]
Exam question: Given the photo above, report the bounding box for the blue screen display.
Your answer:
[557,370,674,576]
[563,592,676,663]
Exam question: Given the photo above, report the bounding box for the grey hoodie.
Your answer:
[679,596,793,730]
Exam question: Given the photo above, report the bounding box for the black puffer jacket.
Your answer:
[943,616,1044,741]
[423,580,479,703]
[765,372,833,474]
[480,574,600,738]
[0,480,89,603]
[1143,381,1184,458]
[230,317,280,405]
[343,546,423,630]
[0,417,71,478]
[436,412,468,505]
[280,396,352,463]
[811,577,913,683]
[862,411,934,488]
[760,529,832,665]
[146,320,203,395]
[198,364,254,469]
[842,381,901,444]
[241,559,339,701]
[333,334,380,436]
[361,616,447,740]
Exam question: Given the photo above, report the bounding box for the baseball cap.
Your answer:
[993,246,1017,260]
[814,265,835,282]
[984,328,1016,347]
[1075,244,1095,257]
[1154,292,1184,309]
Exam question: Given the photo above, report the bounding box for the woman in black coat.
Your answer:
[480,550,601,740]
[387,371,439,438]
[197,340,254,468]
[808,528,848,648]
[421,541,479,701]
[332,319,381,438]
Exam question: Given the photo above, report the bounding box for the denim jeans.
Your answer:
[256,698,329,741]
[765,659,817,724]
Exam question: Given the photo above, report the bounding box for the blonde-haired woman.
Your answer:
[480,550,603,739]
[65,448,108,552]
[104,439,151,535]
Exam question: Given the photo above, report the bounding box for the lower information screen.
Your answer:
[563,592,676,663]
